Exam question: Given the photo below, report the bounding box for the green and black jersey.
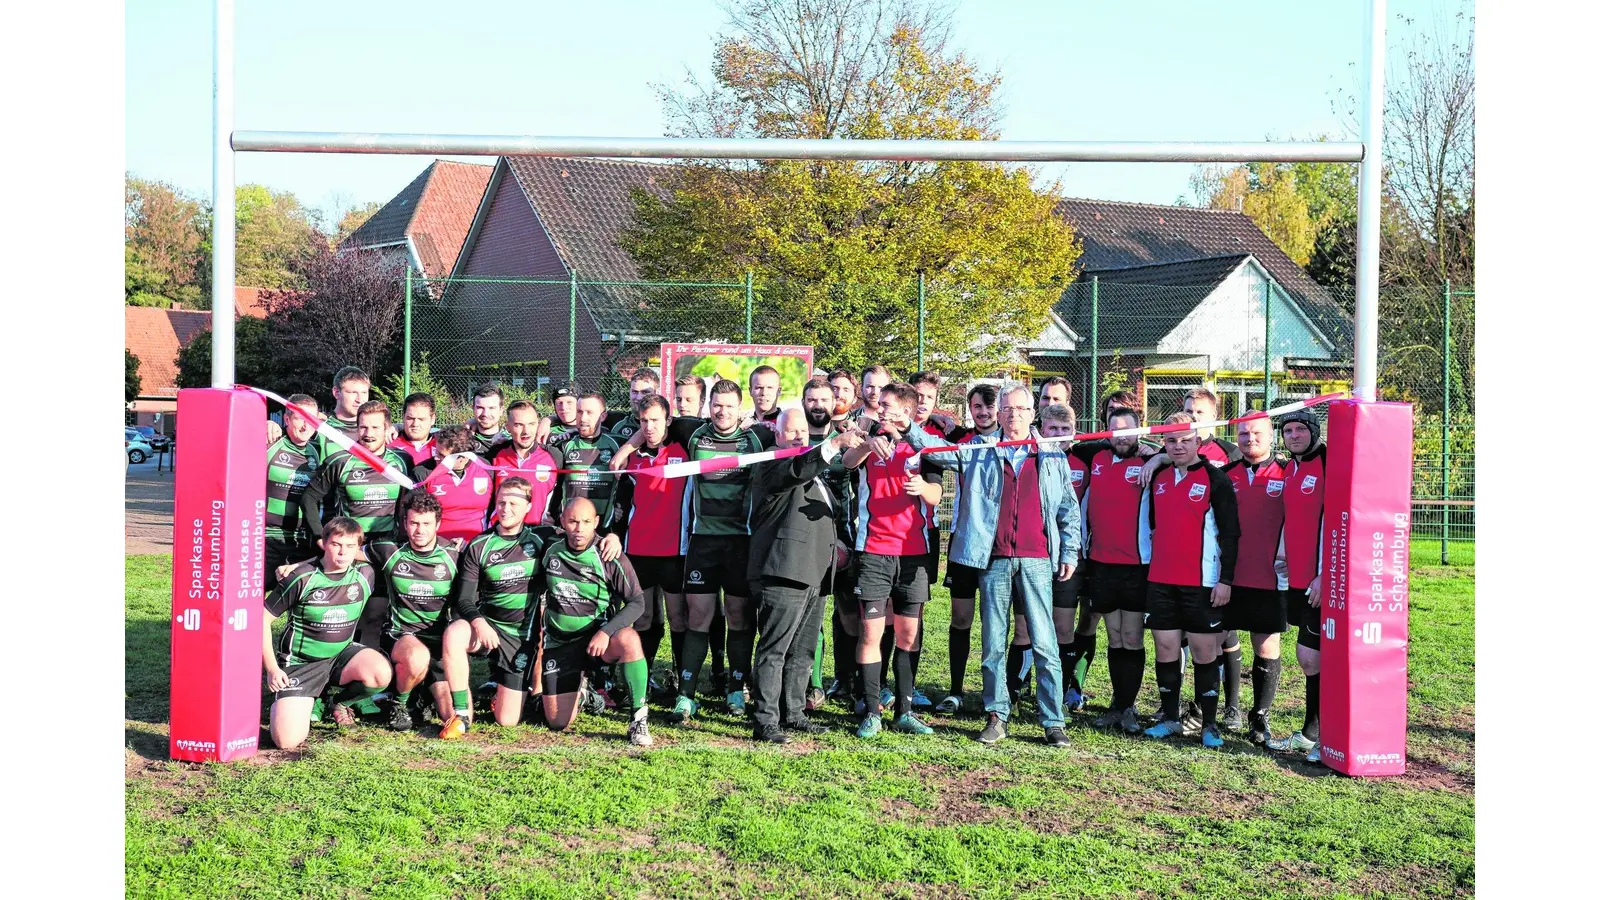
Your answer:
[540,541,645,645]
[312,414,361,460]
[470,428,509,461]
[606,409,642,442]
[548,430,622,529]
[809,427,856,545]
[456,525,556,638]
[266,560,377,665]
[665,417,777,542]
[266,435,320,544]
[366,539,462,637]
[300,447,417,542]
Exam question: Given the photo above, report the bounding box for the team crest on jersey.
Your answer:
[346,585,361,599]
[667,455,685,465]
[535,465,552,483]
[434,564,448,579]
[1300,475,1319,493]
[1070,470,1084,484]
[1124,465,1143,483]
[473,477,490,495]
[547,558,561,572]
[1189,483,1208,501]
[599,450,613,465]
[1267,479,1285,497]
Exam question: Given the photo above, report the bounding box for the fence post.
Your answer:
[1262,278,1273,408]
[1089,276,1099,429]
[1442,279,1452,565]
[402,266,413,397]
[744,270,754,342]
[917,273,926,371]
[568,270,578,383]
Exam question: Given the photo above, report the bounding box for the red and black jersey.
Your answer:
[1197,437,1242,466]
[1281,446,1327,590]
[1223,456,1289,591]
[388,437,437,468]
[486,441,560,527]
[1084,448,1147,566]
[612,441,690,557]
[419,458,496,544]
[1068,453,1089,501]
[1141,462,1239,588]
[854,440,934,556]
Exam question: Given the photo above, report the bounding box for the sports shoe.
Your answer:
[1180,702,1203,737]
[977,713,1007,745]
[892,712,934,735]
[1247,713,1272,746]
[439,715,468,740]
[602,683,619,710]
[579,682,607,716]
[1044,726,1071,747]
[1266,731,1316,754]
[1065,687,1086,713]
[1201,724,1224,749]
[755,724,791,744]
[823,678,845,702]
[310,697,324,723]
[727,690,748,716]
[1092,708,1122,729]
[879,687,894,711]
[330,703,357,727]
[936,693,964,715]
[709,671,727,698]
[385,699,414,732]
[805,687,826,712]
[477,680,499,697]
[853,696,868,717]
[667,696,698,724]
[783,717,829,736]
[1220,706,1245,732]
[1306,744,1322,764]
[628,715,654,747]
[1119,707,1143,735]
[856,714,883,739]
[1143,718,1185,739]
[911,688,932,709]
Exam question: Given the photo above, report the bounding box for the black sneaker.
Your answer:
[1247,712,1272,747]
[709,671,728,698]
[1220,706,1245,732]
[1044,726,1070,747]
[783,717,830,736]
[385,699,414,732]
[754,724,791,744]
[977,713,1008,745]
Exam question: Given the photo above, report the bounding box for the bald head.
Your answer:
[559,496,600,552]
[776,407,809,448]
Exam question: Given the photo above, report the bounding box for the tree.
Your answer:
[126,175,205,308]
[126,349,142,402]
[623,0,1079,379]
[175,315,324,397]
[195,184,326,294]
[263,247,408,384]
[333,201,383,247]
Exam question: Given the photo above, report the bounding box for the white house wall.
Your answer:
[1156,264,1333,369]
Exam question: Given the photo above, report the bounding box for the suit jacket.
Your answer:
[747,441,843,587]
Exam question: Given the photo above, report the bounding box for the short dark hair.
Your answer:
[860,364,892,383]
[1105,407,1142,428]
[404,491,443,522]
[1037,376,1072,404]
[333,366,370,391]
[506,399,539,417]
[472,383,504,404]
[285,393,318,421]
[637,394,672,417]
[356,399,391,424]
[828,369,859,391]
[909,371,941,390]
[402,392,435,415]
[578,391,607,407]
[881,382,919,408]
[322,516,363,542]
[966,383,998,406]
[710,378,742,401]
[1101,391,1137,419]
[749,365,780,385]
[436,424,475,454]
[631,367,660,388]
[802,377,836,397]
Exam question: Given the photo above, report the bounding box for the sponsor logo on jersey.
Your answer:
[1091,462,1103,476]
[322,609,349,623]
[473,477,490,494]
[1188,483,1207,501]
[545,656,560,673]
[408,583,435,596]
[1301,475,1319,493]
[276,452,294,465]
[497,563,527,580]
[1124,465,1143,483]
[551,582,583,600]
[431,485,448,496]
[349,469,370,482]
[396,562,412,576]
[1156,482,1168,495]
[567,450,583,463]
[667,455,685,465]
[363,485,393,501]
[1266,479,1285,497]
[311,589,328,602]
[489,549,508,564]
[690,570,704,584]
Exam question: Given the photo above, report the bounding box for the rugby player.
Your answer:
[262,517,390,749]
[668,372,728,695]
[673,374,705,418]
[486,400,559,527]
[266,393,321,593]
[388,392,439,469]
[747,365,783,428]
[840,382,945,737]
[857,364,892,423]
[1084,407,1154,734]
[828,369,861,422]
[420,425,496,545]
[1266,409,1327,763]
[936,383,1001,715]
[1182,388,1243,466]
[608,367,661,441]
[539,498,654,746]
[1140,412,1241,749]
[548,392,625,534]
[1220,413,1292,741]
[445,476,556,736]
[608,394,689,699]
[613,378,777,721]
[1036,375,1072,412]
[363,493,461,732]
[315,366,370,456]
[469,384,509,459]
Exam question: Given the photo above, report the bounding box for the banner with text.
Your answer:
[659,343,814,416]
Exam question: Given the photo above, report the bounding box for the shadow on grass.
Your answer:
[125,615,171,725]
[126,727,169,762]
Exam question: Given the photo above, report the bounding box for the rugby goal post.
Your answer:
[171,0,1410,776]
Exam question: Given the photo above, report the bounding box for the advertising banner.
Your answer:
[658,343,815,415]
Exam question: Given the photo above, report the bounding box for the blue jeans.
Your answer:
[979,557,1065,728]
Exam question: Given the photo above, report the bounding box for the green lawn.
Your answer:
[126,555,1474,898]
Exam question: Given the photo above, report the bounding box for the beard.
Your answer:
[805,406,831,428]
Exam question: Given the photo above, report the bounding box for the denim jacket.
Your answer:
[904,427,1081,572]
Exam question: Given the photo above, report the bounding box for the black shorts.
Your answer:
[1293,587,1322,650]
[943,562,982,598]
[1145,582,1228,635]
[1090,562,1149,614]
[630,554,685,594]
[540,635,596,697]
[265,537,312,592]
[381,630,448,683]
[684,535,751,597]
[853,552,933,619]
[470,620,534,692]
[1052,562,1086,610]
[1225,586,1289,635]
[274,643,367,700]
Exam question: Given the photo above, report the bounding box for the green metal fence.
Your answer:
[400,272,1474,562]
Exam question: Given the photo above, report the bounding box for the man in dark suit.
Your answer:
[747,407,863,743]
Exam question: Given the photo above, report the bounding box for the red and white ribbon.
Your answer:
[241,385,418,490]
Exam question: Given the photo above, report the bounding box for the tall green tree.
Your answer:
[622,0,1079,379]
[125,175,205,308]
[195,184,325,294]
[333,200,383,247]
[126,349,142,402]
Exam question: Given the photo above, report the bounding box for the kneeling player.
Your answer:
[365,493,461,732]
[262,517,392,750]
[540,498,654,746]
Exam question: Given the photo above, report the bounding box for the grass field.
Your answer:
[125,554,1474,898]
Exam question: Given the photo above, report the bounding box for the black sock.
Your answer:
[909,648,921,692]
[1251,657,1282,717]
[640,624,664,674]
[1128,647,1147,712]
[1195,659,1220,726]
[1061,638,1083,693]
[1223,647,1243,710]
[679,629,710,699]
[862,660,884,716]
[949,626,972,696]
[894,648,915,717]
[728,628,754,694]
[1107,648,1131,709]
[670,628,686,678]
[1303,674,1321,741]
[710,610,726,678]
[878,624,895,673]
[1078,630,1098,682]
[1156,659,1182,721]
[832,614,855,689]
[1007,643,1032,695]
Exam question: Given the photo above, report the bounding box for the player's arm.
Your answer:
[298,458,338,540]
[598,557,648,638]
[261,574,299,691]
[1138,480,1155,565]
[1207,465,1241,606]
[1052,459,1082,576]
[452,537,486,622]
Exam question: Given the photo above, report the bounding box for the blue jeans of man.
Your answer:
[979,556,1065,728]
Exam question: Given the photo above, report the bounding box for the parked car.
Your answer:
[131,425,173,452]
[125,427,154,464]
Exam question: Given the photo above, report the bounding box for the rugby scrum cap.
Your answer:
[1277,408,1321,448]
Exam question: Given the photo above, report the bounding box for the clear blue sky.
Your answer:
[126,0,1460,223]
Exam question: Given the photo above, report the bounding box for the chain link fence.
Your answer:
[401,273,1473,563]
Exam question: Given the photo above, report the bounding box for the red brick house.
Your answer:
[341,159,495,285]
